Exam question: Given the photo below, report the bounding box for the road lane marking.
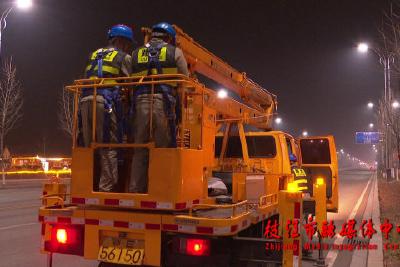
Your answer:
[325,173,373,267]
[0,222,37,231]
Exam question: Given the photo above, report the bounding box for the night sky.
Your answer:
[0,0,391,162]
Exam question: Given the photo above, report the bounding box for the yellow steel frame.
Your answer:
[141,26,277,129]
[66,75,278,209]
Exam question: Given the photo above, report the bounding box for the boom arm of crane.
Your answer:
[142,26,277,129]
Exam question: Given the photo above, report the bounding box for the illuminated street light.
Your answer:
[357,41,393,172]
[340,149,344,154]
[302,131,308,137]
[275,117,282,124]
[367,102,374,109]
[16,0,33,9]
[217,89,228,99]
[0,0,33,56]
[392,100,400,109]
[369,123,374,129]
[357,43,369,53]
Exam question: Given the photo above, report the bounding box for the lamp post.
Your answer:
[0,0,33,56]
[358,42,394,176]
[0,0,32,185]
[358,43,394,104]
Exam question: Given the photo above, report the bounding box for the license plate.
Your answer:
[98,246,144,265]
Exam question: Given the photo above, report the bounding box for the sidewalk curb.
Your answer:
[349,173,374,267]
[368,173,384,267]
[326,172,374,267]
[349,173,383,267]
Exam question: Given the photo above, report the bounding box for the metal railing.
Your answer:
[66,74,201,149]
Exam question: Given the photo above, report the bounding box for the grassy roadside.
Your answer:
[378,177,400,267]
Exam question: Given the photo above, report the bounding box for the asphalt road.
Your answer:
[302,169,375,267]
[0,170,374,267]
[0,178,97,267]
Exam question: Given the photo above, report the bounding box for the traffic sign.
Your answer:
[355,132,380,144]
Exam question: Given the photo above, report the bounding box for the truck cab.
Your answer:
[212,129,339,212]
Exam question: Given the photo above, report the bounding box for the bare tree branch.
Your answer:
[379,2,400,74]
[378,95,400,168]
[0,57,23,151]
[374,2,400,171]
[0,57,23,185]
[57,87,74,138]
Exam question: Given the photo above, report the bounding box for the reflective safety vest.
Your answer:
[85,47,127,84]
[292,166,309,192]
[83,47,128,143]
[131,40,178,84]
[130,40,179,147]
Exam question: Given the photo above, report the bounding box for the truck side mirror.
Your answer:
[289,153,297,163]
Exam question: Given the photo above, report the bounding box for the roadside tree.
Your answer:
[0,58,23,184]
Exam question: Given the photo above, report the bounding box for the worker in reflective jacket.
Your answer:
[80,24,133,192]
[129,22,189,193]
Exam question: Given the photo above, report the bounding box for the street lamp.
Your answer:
[275,117,282,125]
[0,0,33,55]
[302,131,308,137]
[358,41,394,174]
[392,100,399,109]
[369,123,374,129]
[16,0,33,9]
[357,43,369,53]
[217,89,228,99]
[367,102,374,109]
[357,42,394,101]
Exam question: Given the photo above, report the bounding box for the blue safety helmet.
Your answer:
[108,24,134,42]
[152,22,176,43]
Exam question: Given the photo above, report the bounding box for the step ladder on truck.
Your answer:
[39,25,339,267]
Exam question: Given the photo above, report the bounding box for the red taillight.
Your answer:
[186,239,209,256]
[179,238,210,256]
[56,228,68,244]
[45,224,84,256]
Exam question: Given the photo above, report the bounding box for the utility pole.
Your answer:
[383,55,394,179]
[358,43,394,178]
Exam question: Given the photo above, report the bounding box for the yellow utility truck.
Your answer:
[39,26,338,267]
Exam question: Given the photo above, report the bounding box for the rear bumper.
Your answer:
[38,204,258,266]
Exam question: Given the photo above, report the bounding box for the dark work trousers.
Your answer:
[129,94,175,193]
[80,95,118,192]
